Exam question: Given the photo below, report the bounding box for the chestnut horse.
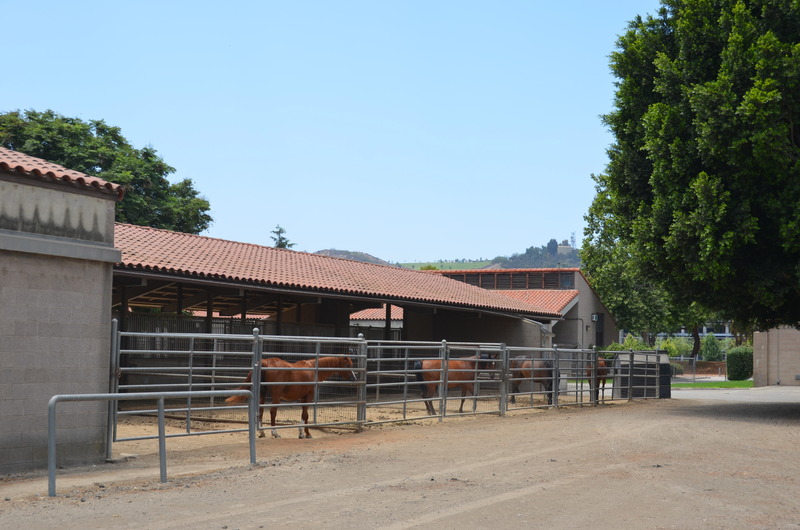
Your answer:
[414,353,494,415]
[225,355,356,439]
[587,357,609,402]
[508,355,555,405]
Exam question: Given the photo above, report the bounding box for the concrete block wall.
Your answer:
[754,328,800,387]
[0,250,112,474]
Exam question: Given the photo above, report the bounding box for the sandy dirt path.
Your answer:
[2,387,800,529]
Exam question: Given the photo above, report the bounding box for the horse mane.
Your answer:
[316,356,347,368]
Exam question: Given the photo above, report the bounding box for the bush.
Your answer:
[727,346,753,381]
[657,337,694,357]
[605,335,653,351]
[700,333,723,361]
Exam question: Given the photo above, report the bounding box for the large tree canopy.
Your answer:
[0,109,212,234]
[583,0,800,331]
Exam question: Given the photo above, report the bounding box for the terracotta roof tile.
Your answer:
[351,305,404,321]
[497,289,579,316]
[114,223,560,318]
[0,146,124,199]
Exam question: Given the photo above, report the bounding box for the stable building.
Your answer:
[430,268,618,349]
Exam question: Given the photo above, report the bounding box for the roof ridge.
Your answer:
[115,223,434,272]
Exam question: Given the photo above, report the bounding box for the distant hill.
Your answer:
[315,249,397,267]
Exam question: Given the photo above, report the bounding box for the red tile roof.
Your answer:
[432,267,581,274]
[114,223,561,318]
[0,146,124,199]
[351,305,404,321]
[497,290,578,316]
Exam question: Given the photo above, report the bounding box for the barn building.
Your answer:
[431,268,618,349]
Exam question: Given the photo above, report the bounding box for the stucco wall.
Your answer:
[403,307,544,348]
[753,328,800,387]
[0,179,115,243]
[0,174,119,474]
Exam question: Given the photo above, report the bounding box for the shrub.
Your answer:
[700,333,723,361]
[605,335,654,352]
[657,338,679,357]
[727,346,753,381]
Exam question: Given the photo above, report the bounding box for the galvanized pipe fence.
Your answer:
[108,323,667,440]
[48,389,255,497]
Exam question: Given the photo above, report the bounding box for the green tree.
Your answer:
[270,225,295,249]
[584,1,800,330]
[0,109,212,234]
[699,333,723,361]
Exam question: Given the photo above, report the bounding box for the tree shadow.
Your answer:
[671,401,800,424]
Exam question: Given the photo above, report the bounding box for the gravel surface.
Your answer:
[2,387,800,529]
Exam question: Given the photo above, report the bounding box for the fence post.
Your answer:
[553,345,560,408]
[251,328,262,435]
[356,334,367,431]
[591,347,598,406]
[499,344,508,416]
[628,350,634,401]
[106,319,119,461]
[157,397,167,483]
[440,340,448,421]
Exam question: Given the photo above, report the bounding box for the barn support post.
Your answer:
[384,304,392,341]
[205,289,213,334]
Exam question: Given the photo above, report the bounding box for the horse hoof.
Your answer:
[258,431,266,439]
[271,431,281,439]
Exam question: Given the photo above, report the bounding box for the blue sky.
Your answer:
[4,1,663,263]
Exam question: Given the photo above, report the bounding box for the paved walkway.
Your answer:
[671,382,800,402]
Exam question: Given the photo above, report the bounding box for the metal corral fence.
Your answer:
[111,323,668,440]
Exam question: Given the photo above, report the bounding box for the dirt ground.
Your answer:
[2,387,800,529]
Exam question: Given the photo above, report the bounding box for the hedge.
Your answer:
[726,346,753,381]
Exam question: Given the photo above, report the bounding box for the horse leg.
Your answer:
[509,381,519,405]
[299,403,311,439]
[459,389,467,414]
[257,395,266,438]
[269,404,281,438]
[422,384,436,415]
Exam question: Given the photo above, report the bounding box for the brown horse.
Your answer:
[414,353,493,415]
[508,355,555,405]
[587,357,609,402]
[225,355,356,438]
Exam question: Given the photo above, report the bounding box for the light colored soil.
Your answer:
[2,388,800,528]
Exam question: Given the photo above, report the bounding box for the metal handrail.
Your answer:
[47,390,254,497]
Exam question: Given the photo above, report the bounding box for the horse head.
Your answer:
[477,351,497,371]
[337,355,358,381]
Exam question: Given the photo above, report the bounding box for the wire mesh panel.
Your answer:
[444,342,504,416]
[364,341,445,423]
[115,330,367,438]
[506,346,557,409]
[112,327,666,438]
[115,331,258,429]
